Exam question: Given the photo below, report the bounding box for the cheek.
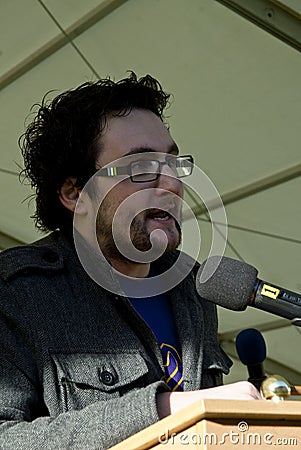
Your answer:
[97,192,118,223]
[177,181,184,199]
[100,189,136,224]
[113,184,148,213]
[99,179,158,222]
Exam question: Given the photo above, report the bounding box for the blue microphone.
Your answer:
[236,328,267,390]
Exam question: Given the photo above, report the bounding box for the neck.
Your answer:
[109,258,150,278]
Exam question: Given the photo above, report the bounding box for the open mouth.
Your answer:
[146,208,174,222]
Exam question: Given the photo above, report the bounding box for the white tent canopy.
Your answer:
[0,0,300,386]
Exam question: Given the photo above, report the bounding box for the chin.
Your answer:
[151,231,181,254]
[130,217,181,255]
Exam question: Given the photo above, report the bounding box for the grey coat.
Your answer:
[0,231,231,449]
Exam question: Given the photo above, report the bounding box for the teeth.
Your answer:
[154,216,169,221]
[147,208,175,221]
[152,212,171,221]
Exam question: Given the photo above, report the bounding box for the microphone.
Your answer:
[235,328,267,390]
[196,256,301,326]
[236,329,301,398]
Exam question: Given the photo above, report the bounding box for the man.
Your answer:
[0,73,260,449]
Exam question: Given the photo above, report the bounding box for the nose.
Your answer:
[156,165,183,197]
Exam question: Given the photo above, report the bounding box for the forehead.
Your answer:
[97,108,177,166]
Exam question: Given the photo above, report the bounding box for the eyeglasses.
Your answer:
[95,155,194,183]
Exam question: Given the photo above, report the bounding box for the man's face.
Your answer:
[94,108,184,263]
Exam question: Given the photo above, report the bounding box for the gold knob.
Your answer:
[261,375,291,402]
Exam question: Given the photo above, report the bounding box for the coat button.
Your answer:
[99,370,116,386]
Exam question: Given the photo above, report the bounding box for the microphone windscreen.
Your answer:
[196,256,258,310]
[236,328,267,365]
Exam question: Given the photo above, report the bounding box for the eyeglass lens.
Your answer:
[131,156,192,182]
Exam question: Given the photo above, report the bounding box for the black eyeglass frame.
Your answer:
[95,154,194,183]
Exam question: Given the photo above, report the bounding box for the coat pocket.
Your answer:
[202,346,233,387]
[51,351,149,412]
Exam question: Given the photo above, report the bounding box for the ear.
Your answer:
[59,177,86,215]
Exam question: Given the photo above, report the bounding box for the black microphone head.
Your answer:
[236,328,267,365]
[196,256,258,311]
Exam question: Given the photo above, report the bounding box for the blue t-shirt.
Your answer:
[117,267,184,391]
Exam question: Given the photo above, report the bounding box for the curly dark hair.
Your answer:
[20,72,171,232]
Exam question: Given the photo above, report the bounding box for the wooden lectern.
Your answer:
[110,399,301,449]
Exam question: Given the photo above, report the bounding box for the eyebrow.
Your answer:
[123,143,179,158]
